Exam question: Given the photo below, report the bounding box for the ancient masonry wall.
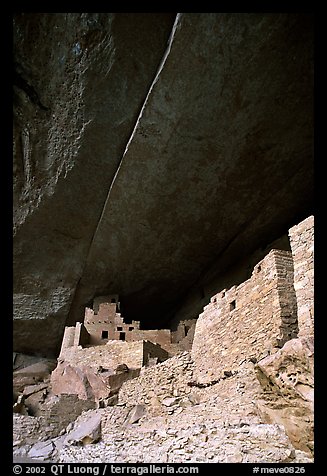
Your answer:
[39,394,96,433]
[168,234,292,344]
[132,330,171,351]
[74,322,89,347]
[13,395,97,445]
[84,303,138,345]
[288,216,314,338]
[171,319,197,351]
[59,326,76,356]
[83,298,171,351]
[59,323,91,357]
[60,339,168,370]
[191,249,298,384]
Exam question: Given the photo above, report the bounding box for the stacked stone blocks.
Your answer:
[191,215,314,384]
[289,216,314,338]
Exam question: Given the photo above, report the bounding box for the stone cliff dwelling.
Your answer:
[13,13,314,466]
[59,295,173,356]
[13,214,314,463]
[57,216,313,379]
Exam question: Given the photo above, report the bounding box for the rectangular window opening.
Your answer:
[101,330,108,339]
[230,300,236,311]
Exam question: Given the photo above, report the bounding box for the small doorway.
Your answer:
[101,330,108,339]
[119,332,126,341]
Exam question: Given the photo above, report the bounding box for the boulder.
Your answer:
[98,394,118,408]
[23,383,49,397]
[24,389,48,416]
[255,337,314,454]
[124,404,147,425]
[50,361,110,400]
[28,441,55,460]
[65,412,102,445]
[14,353,56,371]
[115,363,129,374]
[255,337,314,404]
[13,360,57,393]
[51,360,140,401]
[161,397,181,407]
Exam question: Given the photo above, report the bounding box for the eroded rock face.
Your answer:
[50,361,139,401]
[255,337,314,454]
[13,12,176,355]
[71,13,313,329]
[14,13,313,355]
[13,359,56,394]
[13,348,314,463]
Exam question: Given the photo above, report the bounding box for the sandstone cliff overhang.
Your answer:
[13,13,313,356]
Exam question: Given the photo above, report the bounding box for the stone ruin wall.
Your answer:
[191,215,314,384]
[289,216,314,338]
[14,394,97,445]
[58,215,313,383]
[51,340,169,401]
[83,298,172,352]
[191,249,298,384]
[39,394,96,433]
[136,330,172,352]
[168,235,292,348]
[84,304,140,346]
[59,291,173,360]
[59,339,168,371]
[171,319,197,351]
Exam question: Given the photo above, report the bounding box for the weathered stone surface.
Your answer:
[124,404,147,425]
[289,216,314,338]
[255,336,314,454]
[119,351,195,409]
[115,363,129,374]
[50,360,139,401]
[13,360,56,393]
[24,388,48,416]
[191,249,298,384]
[65,412,102,445]
[59,339,167,371]
[13,415,41,445]
[51,362,109,401]
[54,352,313,463]
[71,13,313,329]
[14,345,314,463]
[161,397,180,407]
[13,395,28,415]
[22,382,49,397]
[28,441,55,460]
[13,13,176,355]
[14,14,313,355]
[255,337,314,402]
[39,394,96,435]
[13,353,52,371]
[13,394,97,454]
[14,215,314,463]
